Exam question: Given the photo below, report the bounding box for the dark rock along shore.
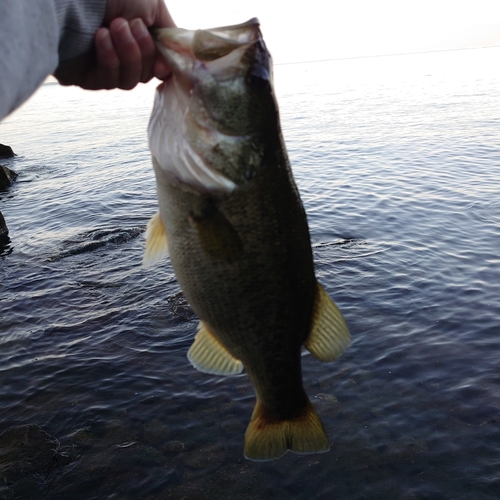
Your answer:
[0,424,71,498]
[0,165,17,191]
[0,145,17,245]
[0,143,15,159]
[0,211,8,241]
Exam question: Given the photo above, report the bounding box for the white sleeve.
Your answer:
[0,0,106,120]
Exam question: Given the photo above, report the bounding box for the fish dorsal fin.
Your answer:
[304,282,350,362]
[142,212,169,267]
[187,321,244,375]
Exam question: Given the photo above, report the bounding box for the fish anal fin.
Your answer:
[304,281,350,362]
[142,212,169,267]
[187,321,243,375]
[244,399,330,461]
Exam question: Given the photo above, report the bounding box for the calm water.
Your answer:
[1,47,500,499]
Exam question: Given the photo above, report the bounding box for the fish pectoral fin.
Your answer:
[244,399,330,461]
[304,281,350,362]
[190,202,243,261]
[187,321,243,375]
[142,212,169,267]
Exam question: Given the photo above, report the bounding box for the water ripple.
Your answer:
[1,49,500,499]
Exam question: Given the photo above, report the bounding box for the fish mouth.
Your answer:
[148,19,271,194]
[151,18,263,81]
[151,17,260,55]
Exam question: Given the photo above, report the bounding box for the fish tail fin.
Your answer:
[244,399,330,461]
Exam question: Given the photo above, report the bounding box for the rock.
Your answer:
[0,143,15,158]
[0,424,59,486]
[44,439,170,499]
[143,418,171,445]
[67,427,96,445]
[0,165,18,190]
[161,440,185,453]
[110,442,165,466]
[0,211,8,242]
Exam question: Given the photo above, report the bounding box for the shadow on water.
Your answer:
[313,238,393,262]
[166,291,197,322]
[48,227,144,261]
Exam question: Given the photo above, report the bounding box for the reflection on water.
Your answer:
[1,47,500,499]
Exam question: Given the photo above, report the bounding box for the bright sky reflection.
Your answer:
[167,0,500,63]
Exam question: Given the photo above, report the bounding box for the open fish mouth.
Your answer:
[152,18,262,68]
[151,17,267,104]
[148,19,273,194]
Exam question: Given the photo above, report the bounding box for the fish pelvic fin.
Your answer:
[142,212,169,267]
[244,399,330,461]
[304,281,350,362]
[187,321,243,375]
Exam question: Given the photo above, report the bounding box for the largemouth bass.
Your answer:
[144,18,350,461]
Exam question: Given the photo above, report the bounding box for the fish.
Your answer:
[144,18,350,461]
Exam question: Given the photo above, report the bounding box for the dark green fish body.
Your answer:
[145,19,350,460]
[160,159,314,406]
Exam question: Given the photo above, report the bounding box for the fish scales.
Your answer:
[160,165,315,412]
[145,18,350,461]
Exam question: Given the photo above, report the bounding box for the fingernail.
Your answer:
[130,18,149,41]
[111,17,128,33]
[112,19,136,48]
[96,28,113,52]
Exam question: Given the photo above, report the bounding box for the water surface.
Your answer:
[1,47,500,499]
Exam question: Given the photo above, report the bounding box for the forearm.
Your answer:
[0,0,106,120]
[55,0,106,62]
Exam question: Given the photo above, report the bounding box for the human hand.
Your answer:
[54,0,175,90]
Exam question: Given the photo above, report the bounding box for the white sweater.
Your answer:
[0,0,106,119]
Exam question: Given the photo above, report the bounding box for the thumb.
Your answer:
[154,1,176,28]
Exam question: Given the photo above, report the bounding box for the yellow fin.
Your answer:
[244,399,330,461]
[142,212,169,267]
[187,321,243,375]
[304,281,350,362]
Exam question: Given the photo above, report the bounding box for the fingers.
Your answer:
[104,0,176,29]
[102,0,176,83]
[129,18,156,83]
[92,18,156,90]
[109,18,144,89]
[93,27,120,89]
[55,2,174,91]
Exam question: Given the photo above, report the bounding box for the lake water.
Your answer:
[1,47,500,499]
